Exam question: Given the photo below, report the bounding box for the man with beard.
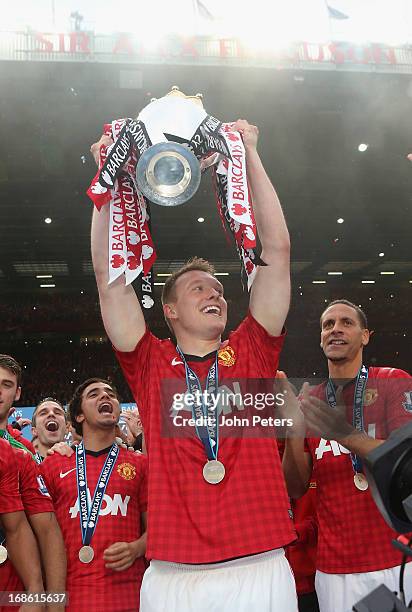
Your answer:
[282,299,412,612]
[40,378,148,612]
[31,398,67,463]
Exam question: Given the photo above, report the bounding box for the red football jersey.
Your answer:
[307,366,412,573]
[0,447,54,599]
[40,446,148,612]
[0,438,22,514]
[116,313,296,563]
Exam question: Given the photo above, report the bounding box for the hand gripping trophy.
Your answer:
[87,87,262,308]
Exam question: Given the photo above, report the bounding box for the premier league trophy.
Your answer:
[87,87,261,309]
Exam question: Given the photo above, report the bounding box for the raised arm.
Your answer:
[90,136,146,351]
[236,120,290,336]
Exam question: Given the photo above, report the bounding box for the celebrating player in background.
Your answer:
[282,300,412,612]
[31,397,67,463]
[91,120,297,611]
[0,355,35,454]
[40,378,148,612]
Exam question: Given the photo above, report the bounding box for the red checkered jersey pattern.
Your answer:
[115,312,295,563]
[1,447,54,596]
[0,438,22,514]
[307,366,412,573]
[40,447,148,612]
[7,425,35,454]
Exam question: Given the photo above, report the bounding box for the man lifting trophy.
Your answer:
[89,86,296,610]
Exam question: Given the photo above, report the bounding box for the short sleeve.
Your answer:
[381,369,412,435]
[114,329,158,414]
[19,452,54,515]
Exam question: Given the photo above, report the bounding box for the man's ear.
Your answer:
[361,329,370,347]
[76,413,85,426]
[15,386,21,402]
[163,303,177,320]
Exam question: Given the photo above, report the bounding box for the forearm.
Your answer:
[337,430,384,459]
[245,148,290,257]
[91,206,145,350]
[131,531,147,559]
[6,518,44,591]
[282,437,312,499]
[31,514,67,594]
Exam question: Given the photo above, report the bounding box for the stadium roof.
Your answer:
[0,60,411,294]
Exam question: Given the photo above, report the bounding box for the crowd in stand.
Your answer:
[0,286,410,407]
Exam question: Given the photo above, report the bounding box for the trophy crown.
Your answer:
[166,86,204,108]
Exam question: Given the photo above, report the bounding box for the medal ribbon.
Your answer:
[326,364,369,474]
[176,347,219,461]
[75,441,119,547]
[34,452,43,465]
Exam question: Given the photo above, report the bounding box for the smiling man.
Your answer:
[40,378,148,612]
[0,354,35,454]
[282,300,412,612]
[31,397,67,462]
[91,120,297,611]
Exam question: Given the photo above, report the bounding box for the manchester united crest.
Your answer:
[364,388,378,406]
[218,345,236,367]
[117,462,136,480]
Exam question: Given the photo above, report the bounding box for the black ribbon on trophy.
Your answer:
[87,86,264,309]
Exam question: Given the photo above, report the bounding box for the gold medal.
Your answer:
[354,473,369,491]
[203,460,225,484]
[0,545,7,564]
[78,545,94,564]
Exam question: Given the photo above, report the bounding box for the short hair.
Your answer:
[320,299,368,329]
[68,378,118,436]
[32,397,65,427]
[161,257,216,331]
[0,355,22,387]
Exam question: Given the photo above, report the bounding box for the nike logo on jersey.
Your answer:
[59,468,76,479]
[171,357,184,366]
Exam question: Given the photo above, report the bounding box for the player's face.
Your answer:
[320,304,369,364]
[33,401,66,448]
[0,367,21,421]
[165,271,227,339]
[78,382,120,431]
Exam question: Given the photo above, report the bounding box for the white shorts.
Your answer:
[140,548,298,612]
[315,563,412,612]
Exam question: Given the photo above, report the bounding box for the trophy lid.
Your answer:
[166,86,204,108]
